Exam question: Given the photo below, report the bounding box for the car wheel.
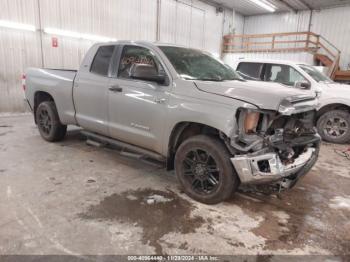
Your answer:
[36,101,67,142]
[317,110,350,144]
[175,135,239,204]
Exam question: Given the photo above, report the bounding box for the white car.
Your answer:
[232,59,350,144]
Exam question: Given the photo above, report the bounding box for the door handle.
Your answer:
[109,85,123,92]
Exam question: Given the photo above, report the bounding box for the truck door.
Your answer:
[73,45,116,136]
[107,45,170,154]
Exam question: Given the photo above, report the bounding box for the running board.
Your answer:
[80,130,166,162]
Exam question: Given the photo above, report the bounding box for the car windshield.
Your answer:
[158,46,242,81]
[299,64,333,83]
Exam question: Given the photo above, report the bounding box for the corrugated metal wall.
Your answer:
[40,0,159,69]
[159,0,223,55]
[0,0,227,112]
[312,6,350,69]
[243,11,311,34]
[234,12,244,35]
[0,0,42,112]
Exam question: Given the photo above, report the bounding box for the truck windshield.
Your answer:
[299,64,333,83]
[158,46,242,82]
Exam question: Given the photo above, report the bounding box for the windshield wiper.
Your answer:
[196,78,224,82]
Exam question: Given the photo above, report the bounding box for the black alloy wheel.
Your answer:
[175,135,239,204]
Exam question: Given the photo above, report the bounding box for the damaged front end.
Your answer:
[228,96,320,190]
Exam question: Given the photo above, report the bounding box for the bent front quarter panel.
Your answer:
[161,79,257,155]
[25,68,77,125]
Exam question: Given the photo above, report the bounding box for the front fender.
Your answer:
[162,92,257,155]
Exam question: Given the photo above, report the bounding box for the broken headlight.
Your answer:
[279,94,319,115]
[244,110,261,134]
[278,98,295,115]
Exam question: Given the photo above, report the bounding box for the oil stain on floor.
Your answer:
[79,188,205,254]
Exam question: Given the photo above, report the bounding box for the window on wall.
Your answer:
[118,45,165,79]
[264,64,307,86]
[90,45,115,76]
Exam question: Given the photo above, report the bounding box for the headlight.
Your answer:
[244,110,261,134]
[278,98,296,115]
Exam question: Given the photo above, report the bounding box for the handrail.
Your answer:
[223,31,320,53]
[319,35,340,54]
[224,31,319,39]
[329,53,341,79]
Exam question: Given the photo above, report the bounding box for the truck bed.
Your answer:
[25,68,78,125]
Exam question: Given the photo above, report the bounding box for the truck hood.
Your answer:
[195,80,317,111]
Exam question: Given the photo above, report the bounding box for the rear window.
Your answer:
[90,45,115,76]
[237,62,263,80]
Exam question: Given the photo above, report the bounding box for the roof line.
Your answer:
[274,0,298,13]
[297,0,313,10]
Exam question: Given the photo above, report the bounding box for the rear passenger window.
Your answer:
[90,45,115,76]
[237,62,263,80]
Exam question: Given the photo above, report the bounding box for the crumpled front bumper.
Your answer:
[231,147,317,185]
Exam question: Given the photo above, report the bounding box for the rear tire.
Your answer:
[175,135,239,204]
[317,110,350,144]
[36,101,67,142]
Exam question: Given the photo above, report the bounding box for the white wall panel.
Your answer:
[159,0,176,43]
[200,2,223,56]
[234,12,244,35]
[0,0,42,112]
[175,2,192,46]
[190,7,205,48]
[40,0,158,69]
[223,8,233,35]
[243,11,310,34]
[159,0,222,55]
[0,0,228,112]
[312,6,350,69]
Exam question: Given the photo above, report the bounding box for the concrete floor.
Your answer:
[0,114,349,257]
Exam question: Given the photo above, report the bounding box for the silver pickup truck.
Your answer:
[24,41,320,204]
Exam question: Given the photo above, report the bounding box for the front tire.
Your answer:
[316,110,350,144]
[36,101,67,142]
[175,135,239,204]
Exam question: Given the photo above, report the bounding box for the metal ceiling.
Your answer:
[209,0,350,15]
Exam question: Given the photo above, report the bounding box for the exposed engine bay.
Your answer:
[227,108,320,190]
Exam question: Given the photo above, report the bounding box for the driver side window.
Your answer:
[264,64,307,86]
[118,45,165,79]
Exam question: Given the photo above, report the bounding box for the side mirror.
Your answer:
[295,81,311,89]
[130,64,166,84]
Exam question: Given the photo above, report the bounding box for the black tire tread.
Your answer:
[36,101,67,142]
[175,134,239,204]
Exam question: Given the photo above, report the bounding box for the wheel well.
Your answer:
[166,122,221,170]
[33,91,54,123]
[317,104,350,120]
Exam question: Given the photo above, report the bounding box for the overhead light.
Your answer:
[248,0,276,12]
[0,20,36,32]
[44,28,117,42]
